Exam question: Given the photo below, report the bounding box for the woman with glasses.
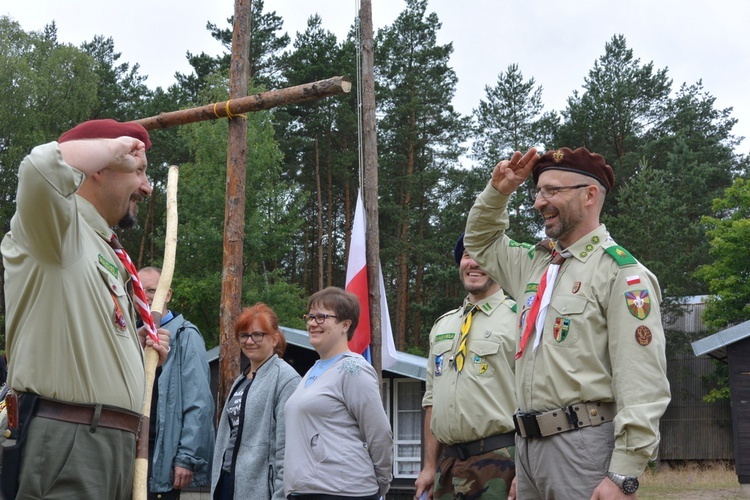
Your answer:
[284,287,393,500]
[211,303,301,500]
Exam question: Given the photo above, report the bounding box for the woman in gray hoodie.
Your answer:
[284,287,393,499]
[211,303,301,500]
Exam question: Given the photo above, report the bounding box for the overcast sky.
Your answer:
[5,0,749,156]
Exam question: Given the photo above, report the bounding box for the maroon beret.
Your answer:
[532,147,614,192]
[59,119,152,150]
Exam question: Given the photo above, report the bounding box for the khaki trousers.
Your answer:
[515,422,615,499]
[16,416,136,499]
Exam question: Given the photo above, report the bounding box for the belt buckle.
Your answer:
[514,412,542,438]
[567,405,580,429]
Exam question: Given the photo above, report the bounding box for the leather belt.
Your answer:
[514,401,616,439]
[34,398,142,435]
[443,432,516,460]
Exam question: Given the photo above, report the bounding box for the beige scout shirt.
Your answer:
[422,289,517,445]
[464,183,670,476]
[2,142,146,412]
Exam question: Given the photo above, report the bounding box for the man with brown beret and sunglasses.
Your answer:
[464,147,670,499]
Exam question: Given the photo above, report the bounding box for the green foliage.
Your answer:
[375,0,469,347]
[1,10,747,358]
[167,74,306,343]
[471,63,555,242]
[557,34,672,207]
[695,178,750,330]
[0,18,100,233]
[702,360,730,403]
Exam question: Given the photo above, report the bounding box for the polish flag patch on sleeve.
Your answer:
[626,275,641,286]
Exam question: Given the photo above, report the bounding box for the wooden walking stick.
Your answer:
[133,165,180,500]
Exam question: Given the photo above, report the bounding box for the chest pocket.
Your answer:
[97,263,131,337]
[546,294,587,347]
[466,338,502,376]
[431,339,455,359]
[431,339,455,377]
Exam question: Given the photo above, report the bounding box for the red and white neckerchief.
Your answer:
[108,234,158,343]
[516,250,568,359]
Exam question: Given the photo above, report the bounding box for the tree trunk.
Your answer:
[218,0,251,412]
[314,135,324,292]
[413,197,425,347]
[360,0,383,378]
[326,143,333,287]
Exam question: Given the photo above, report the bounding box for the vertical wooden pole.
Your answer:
[359,0,383,382]
[219,0,251,409]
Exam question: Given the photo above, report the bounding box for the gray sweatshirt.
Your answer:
[284,353,393,497]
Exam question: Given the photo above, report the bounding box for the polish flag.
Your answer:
[626,275,641,286]
[345,191,398,369]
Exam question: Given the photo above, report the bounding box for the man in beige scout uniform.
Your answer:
[415,235,517,499]
[464,147,670,499]
[2,120,169,499]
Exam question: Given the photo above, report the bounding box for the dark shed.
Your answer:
[692,319,750,495]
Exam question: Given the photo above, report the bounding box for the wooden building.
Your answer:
[692,319,750,494]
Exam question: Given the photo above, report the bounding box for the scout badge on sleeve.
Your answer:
[625,290,651,320]
[635,326,653,346]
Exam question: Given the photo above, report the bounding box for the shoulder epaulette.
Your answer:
[435,306,462,322]
[536,238,556,254]
[523,238,555,260]
[604,245,637,266]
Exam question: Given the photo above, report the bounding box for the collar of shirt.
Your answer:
[554,224,611,263]
[464,288,509,317]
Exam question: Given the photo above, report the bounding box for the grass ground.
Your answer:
[638,461,746,499]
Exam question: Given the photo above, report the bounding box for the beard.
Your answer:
[117,212,137,229]
[543,203,584,242]
[460,271,496,296]
[117,198,140,229]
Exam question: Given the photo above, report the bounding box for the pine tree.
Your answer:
[375,0,467,349]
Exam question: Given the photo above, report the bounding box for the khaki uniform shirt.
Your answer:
[422,289,517,445]
[464,184,670,476]
[2,142,146,412]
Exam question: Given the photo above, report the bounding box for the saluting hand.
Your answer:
[490,148,540,196]
[110,136,147,174]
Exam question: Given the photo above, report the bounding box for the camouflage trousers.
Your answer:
[433,446,515,500]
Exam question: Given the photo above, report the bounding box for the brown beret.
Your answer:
[532,147,614,192]
[59,119,152,150]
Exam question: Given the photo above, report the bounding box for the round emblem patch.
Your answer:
[635,325,652,346]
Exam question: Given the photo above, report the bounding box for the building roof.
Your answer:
[207,325,427,381]
[691,319,750,361]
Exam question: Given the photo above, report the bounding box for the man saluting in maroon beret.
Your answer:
[2,119,170,499]
[464,147,670,500]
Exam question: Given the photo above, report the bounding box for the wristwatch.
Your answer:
[606,472,639,494]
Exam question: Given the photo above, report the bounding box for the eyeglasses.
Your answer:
[302,313,338,324]
[533,184,591,199]
[238,332,267,343]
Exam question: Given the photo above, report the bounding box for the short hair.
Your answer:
[235,303,287,356]
[306,287,360,340]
